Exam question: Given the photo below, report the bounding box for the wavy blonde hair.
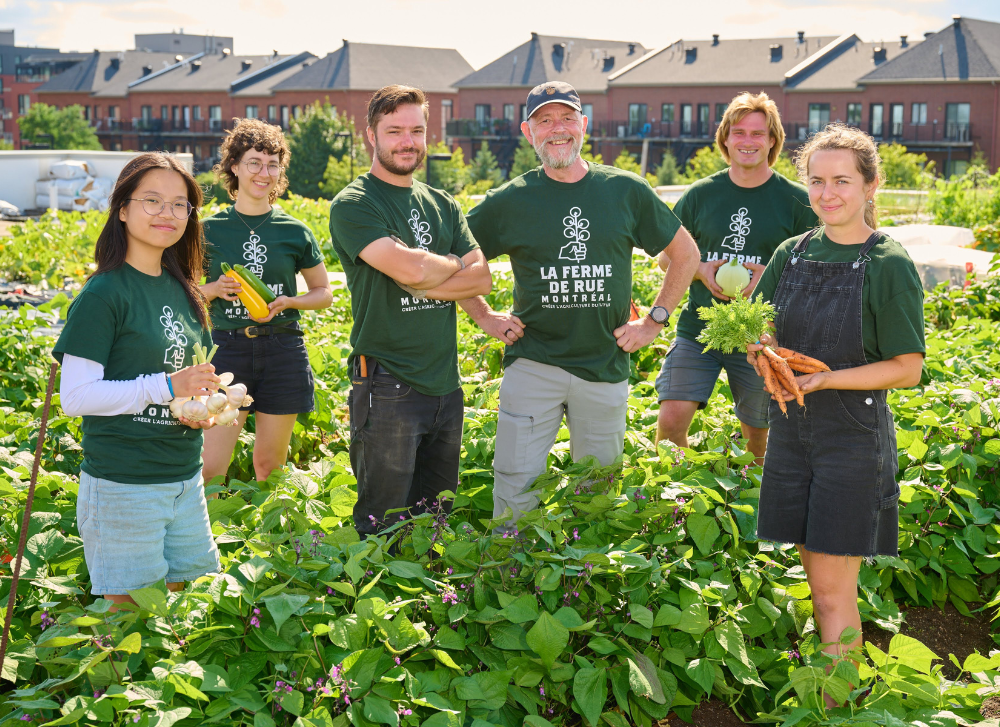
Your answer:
[715,91,785,167]
[795,123,884,229]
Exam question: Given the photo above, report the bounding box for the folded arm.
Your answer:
[358,236,463,289]
[422,250,492,301]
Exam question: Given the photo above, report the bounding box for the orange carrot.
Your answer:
[785,361,826,374]
[763,347,805,408]
[772,347,831,372]
[756,353,787,416]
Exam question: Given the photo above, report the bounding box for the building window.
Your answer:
[581,103,593,123]
[474,104,491,129]
[209,105,222,131]
[172,105,180,129]
[627,103,647,135]
[846,103,862,126]
[280,105,289,128]
[111,142,122,151]
[911,103,927,126]
[245,105,258,119]
[17,95,30,115]
[503,103,515,122]
[441,99,453,138]
[268,105,277,120]
[889,103,904,138]
[209,144,220,160]
[680,104,693,135]
[808,103,830,133]
[945,103,970,140]
[661,103,674,123]
[870,103,884,139]
[140,105,152,122]
[161,105,168,120]
[946,159,970,178]
[697,103,710,137]
[82,105,90,121]
[292,105,300,119]
[715,103,727,124]
[192,106,202,121]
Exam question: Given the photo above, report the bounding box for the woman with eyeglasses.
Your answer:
[54,152,221,606]
[200,118,332,485]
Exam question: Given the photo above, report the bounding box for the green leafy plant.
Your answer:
[696,294,775,354]
[17,103,102,150]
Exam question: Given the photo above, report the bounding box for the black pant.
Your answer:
[349,367,463,535]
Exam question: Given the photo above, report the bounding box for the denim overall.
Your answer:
[756,230,899,557]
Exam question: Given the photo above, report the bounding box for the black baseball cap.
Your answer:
[525,81,583,119]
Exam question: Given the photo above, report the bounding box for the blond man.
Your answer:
[655,92,818,459]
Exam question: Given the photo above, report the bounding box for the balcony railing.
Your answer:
[787,121,973,145]
[89,117,287,135]
[589,120,717,139]
[445,118,518,137]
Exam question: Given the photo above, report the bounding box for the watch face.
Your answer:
[650,306,668,324]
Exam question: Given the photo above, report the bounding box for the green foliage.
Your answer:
[0,138,13,151]
[2,202,999,727]
[612,149,642,175]
[416,142,470,195]
[510,136,539,178]
[274,193,341,270]
[16,103,102,150]
[879,143,935,189]
[286,102,358,198]
[195,171,228,207]
[467,141,504,189]
[696,294,775,354]
[927,164,1000,228]
[652,150,681,186]
[319,135,371,199]
[0,210,105,286]
[681,145,728,182]
[973,223,1000,253]
[580,134,602,165]
[772,151,799,182]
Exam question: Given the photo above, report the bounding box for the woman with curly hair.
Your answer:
[200,118,332,484]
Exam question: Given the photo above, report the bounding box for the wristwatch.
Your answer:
[648,306,669,325]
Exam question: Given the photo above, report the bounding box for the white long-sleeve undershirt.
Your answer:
[60,354,173,417]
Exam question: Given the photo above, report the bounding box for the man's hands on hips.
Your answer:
[476,310,526,345]
[614,316,663,353]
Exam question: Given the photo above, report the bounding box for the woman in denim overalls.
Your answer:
[748,125,926,691]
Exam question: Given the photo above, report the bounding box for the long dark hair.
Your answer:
[94,152,209,328]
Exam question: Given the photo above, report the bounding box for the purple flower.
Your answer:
[446,567,453,575]
[327,588,334,595]
[253,608,260,615]
[249,616,261,628]
[538,685,545,697]
[395,657,401,665]
[19,715,32,721]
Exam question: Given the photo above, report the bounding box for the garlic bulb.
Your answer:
[181,398,210,422]
[214,407,240,426]
[224,383,248,408]
[205,392,229,415]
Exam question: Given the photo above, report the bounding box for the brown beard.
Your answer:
[375,142,426,176]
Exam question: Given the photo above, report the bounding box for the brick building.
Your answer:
[450,33,646,167]
[270,40,474,153]
[0,29,68,148]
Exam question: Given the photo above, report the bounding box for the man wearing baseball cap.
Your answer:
[460,81,700,526]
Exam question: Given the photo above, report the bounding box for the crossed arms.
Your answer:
[358,236,492,300]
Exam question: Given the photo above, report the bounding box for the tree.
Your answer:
[196,171,229,206]
[510,136,539,178]
[416,142,469,195]
[467,141,505,189]
[580,135,603,165]
[286,101,358,198]
[612,149,642,175]
[17,103,101,150]
[681,145,728,182]
[320,139,371,199]
[879,143,934,189]
[772,151,799,182]
[653,150,681,186]
[0,138,13,151]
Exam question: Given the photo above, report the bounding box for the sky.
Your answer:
[3,0,1000,70]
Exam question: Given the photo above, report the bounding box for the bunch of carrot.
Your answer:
[751,346,831,415]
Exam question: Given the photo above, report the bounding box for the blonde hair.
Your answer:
[715,92,785,167]
[795,123,884,229]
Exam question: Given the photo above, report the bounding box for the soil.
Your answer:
[653,701,748,727]
[865,602,996,680]
[982,694,1000,719]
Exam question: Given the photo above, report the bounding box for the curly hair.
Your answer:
[715,92,785,167]
[213,118,290,203]
[796,123,884,229]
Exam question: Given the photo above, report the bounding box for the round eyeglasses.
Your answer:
[128,197,194,219]
[242,159,282,176]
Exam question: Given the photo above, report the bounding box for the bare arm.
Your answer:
[422,250,492,301]
[459,294,526,346]
[358,236,462,289]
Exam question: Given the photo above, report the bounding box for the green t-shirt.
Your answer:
[467,164,681,384]
[328,173,479,397]
[754,228,926,362]
[203,206,324,330]
[52,264,212,484]
[674,169,818,343]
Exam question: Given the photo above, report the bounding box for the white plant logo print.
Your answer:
[160,306,188,371]
[409,209,432,250]
[242,233,267,278]
[559,207,589,262]
[721,207,751,253]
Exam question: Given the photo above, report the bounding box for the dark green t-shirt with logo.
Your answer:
[52,264,213,484]
[329,173,479,397]
[674,169,818,343]
[203,206,324,330]
[467,164,681,384]
[754,228,926,363]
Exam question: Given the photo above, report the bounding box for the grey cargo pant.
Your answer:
[493,358,628,523]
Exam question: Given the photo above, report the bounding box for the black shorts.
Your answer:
[210,326,315,416]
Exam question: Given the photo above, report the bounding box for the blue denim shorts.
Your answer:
[655,335,770,429]
[77,471,220,595]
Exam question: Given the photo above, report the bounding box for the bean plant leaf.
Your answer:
[686,513,720,555]
[497,594,539,624]
[627,655,665,704]
[573,667,607,726]
[526,611,570,669]
[684,658,715,697]
[362,694,399,726]
[263,593,310,632]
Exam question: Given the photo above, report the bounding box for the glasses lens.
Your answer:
[171,201,193,219]
[266,164,281,176]
[141,197,164,216]
[245,159,263,174]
